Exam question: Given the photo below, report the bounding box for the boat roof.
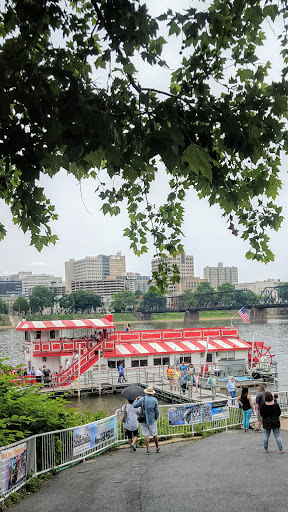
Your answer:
[16,318,115,331]
[105,337,251,357]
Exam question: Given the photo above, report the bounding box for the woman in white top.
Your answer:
[121,400,140,452]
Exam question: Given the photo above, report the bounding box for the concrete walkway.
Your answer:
[11,430,288,512]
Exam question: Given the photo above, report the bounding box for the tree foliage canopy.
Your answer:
[110,290,138,312]
[1,0,288,291]
[12,296,29,315]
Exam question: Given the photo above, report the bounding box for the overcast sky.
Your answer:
[0,0,287,283]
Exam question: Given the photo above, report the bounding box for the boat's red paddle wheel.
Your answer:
[247,341,275,370]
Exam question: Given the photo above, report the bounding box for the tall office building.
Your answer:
[151,252,195,293]
[65,253,126,293]
[108,252,126,278]
[203,262,238,289]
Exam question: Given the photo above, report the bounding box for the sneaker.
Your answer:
[131,443,136,452]
[156,446,162,453]
[255,428,261,432]
[145,451,151,455]
[130,447,134,452]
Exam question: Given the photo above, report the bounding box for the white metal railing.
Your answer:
[1,391,288,502]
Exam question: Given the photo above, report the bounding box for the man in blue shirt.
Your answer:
[134,386,161,454]
[179,362,187,375]
[118,362,126,383]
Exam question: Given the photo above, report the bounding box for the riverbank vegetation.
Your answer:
[0,359,105,448]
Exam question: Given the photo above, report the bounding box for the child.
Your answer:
[122,400,140,451]
[194,373,199,391]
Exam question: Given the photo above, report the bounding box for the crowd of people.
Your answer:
[166,363,199,397]
[236,382,284,453]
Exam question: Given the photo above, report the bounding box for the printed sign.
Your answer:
[73,425,92,455]
[93,417,116,449]
[0,443,27,493]
[73,417,117,456]
[169,400,229,426]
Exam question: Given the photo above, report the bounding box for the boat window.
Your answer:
[154,358,161,365]
[49,330,55,339]
[140,359,148,367]
[117,359,125,368]
[206,354,213,363]
[108,360,116,369]
[227,351,235,360]
[131,359,140,367]
[35,331,41,339]
[25,331,31,341]
[162,357,170,366]
[183,355,191,363]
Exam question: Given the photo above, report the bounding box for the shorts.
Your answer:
[141,421,158,437]
[125,429,139,439]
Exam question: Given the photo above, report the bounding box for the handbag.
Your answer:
[138,397,146,423]
[119,404,127,423]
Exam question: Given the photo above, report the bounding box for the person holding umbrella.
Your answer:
[121,386,144,452]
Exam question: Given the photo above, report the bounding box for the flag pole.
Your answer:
[230,312,238,327]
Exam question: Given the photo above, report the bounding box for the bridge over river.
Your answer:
[135,285,288,324]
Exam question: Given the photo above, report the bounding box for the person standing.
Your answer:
[227,376,236,405]
[255,383,266,431]
[179,361,187,375]
[179,371,187,394]
[173,366,180,391]
[122,400,140,452]
[64,358,70,370]
[207,371,217,399]
[29,366,35,376]
[194,372,199,392]
[133,386,161,454]
[166,365,174,389]
[186,370,195,400]
[260,391,284,454]
[237,386,255,432]
[118,362,126,383]
[36,368,42,384]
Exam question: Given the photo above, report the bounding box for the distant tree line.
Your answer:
[11,286,103,315]
[10,282,288,316]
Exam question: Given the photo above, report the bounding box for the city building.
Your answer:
[203,262,238,289]
[71,279,126,297]
[116,273,150,294]
[0,272,63,298]
[174,276,208,293]
[151,252,195,293]
[20,273,63,298]
[65,252,126,293]
[236,279,281,300]
[108,252,126,278]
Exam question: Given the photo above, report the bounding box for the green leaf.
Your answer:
[181,144,212,181]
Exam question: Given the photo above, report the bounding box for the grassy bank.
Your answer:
[151,310,238,321]
[0,314,11,327]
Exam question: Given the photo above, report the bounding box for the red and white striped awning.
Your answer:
[105,337,251,357]
[16,318,115,331]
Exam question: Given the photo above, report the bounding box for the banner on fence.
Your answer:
[0,443,27,493]
[73,417,117,456]
[168,400,229,426]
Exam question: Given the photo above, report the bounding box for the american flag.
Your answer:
[238,307,250,324]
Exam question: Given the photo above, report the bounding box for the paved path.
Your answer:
[11,430,288,512]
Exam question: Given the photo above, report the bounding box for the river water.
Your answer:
[1,318,288,415]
